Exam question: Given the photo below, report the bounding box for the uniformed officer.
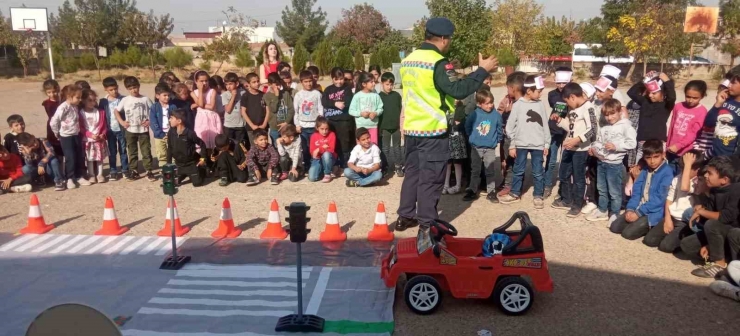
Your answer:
[394,17,499,231]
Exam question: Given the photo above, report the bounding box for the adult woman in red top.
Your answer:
[259,42,281,92]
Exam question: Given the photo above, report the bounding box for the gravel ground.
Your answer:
[1,81,737,335]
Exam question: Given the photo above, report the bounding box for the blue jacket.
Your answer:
[465,107,503,149]
[626,161,673,227]
[150,101,176,139]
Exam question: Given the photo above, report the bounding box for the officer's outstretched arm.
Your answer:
[434,60,490,100]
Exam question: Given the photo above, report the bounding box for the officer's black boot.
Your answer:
[393,216,419,231]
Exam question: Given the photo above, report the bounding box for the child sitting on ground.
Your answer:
[344,127,382,187]
[680,156,740,278]
[166,109,207,187]
[610,139,673,240]
[710,259,740,302]
[4,115,25,163]
[500,75,550,208]
[0,146,31,194]
[309,116,336,182]
[643,151,704,253]
[212,134,247,186]
[276,125,303,182]
[246,129,279,186]
[17,133,64,191]
[463,89,502,203]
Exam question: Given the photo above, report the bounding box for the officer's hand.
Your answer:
[478,53,499,72]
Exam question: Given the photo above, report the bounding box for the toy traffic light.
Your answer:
[285,202,310,243]
[161,164,178,196]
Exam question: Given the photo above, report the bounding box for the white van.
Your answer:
[572,44,634,63]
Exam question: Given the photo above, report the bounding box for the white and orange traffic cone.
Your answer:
[260,199,287,240]
[319,201,347,242]
[19,194,54,234]
[157,199,190,237]
[211,197,242,238]
[95,197,129,235]
[367,201,394,242]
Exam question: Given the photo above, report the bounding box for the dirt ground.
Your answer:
[1,80,737,335]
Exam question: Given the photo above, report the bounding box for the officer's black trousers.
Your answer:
[397,135,449,226]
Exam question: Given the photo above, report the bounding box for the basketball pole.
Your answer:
[46,31,55,79]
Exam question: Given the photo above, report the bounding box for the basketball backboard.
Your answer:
[9,7,49,32]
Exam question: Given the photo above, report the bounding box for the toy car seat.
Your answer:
[492,212,544,255]
[482,233,511,257]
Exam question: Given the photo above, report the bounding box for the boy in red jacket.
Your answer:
[308,116,337,182]
[0,146,32,194]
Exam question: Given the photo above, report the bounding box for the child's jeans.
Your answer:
[468,146,497,193]
[544,135,563,189]
[511,149,544,198]
[226,127,246,146]
[596,161,624,215]
[609,213,651,240]
[22,157,63,184]
[299,127,315,168]
[344,168,382,187]
[270,129,281,149]
[60,135,85,180]
[381,129,404,170]
[125,131,154,172]
[107,130,129,174]
[309,152,335,181]
[559,150,588,210]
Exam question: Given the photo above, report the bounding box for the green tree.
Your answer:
[539,16,578,57]
[162,47,194,70]
[108,48,126,68]
[376,29,414,54]
[201,7,253,74]
[353,46,365,71]
[334,47,354,70]
[332,4,391,53]
[413,0,493,67]
[0,9,45,76]
[124,46,142,67]
[607,7,663,78]
[717,0,740,67]
[276,0,328,52]
[121,9,174,78]
[255,39,285,66]
[235,47,255,72]
[490,0,545,56]
[369,50,383,70]
[383,46,401,69]
[292,41,310,71]
[312,39,334,75]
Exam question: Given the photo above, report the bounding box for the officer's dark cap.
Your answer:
[425,17,455,37]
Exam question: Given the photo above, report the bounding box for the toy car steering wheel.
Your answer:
[432,219,458,237]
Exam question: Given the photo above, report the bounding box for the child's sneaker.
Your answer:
[709,280,740,302]
[288,172,299,182]
[486,193,499,203]
[346,179,359,187]
[10,184,32,193]
[127,172,140,181]
[691,262,725,278]
[533,197,544,209]
[543,186,552,199]
[442,186,449,195]
[462,189,478,201]
[581,202,597,214]
[608,214,618,228]
[246,176,258,186]
[279,172,288,181]
[321,175,332,183]
[270,175,279,185]
[566,208,581,218]
[66,179,77,189]
[219,177,229,187]
[97,174,106,183]
[34,177,46,187]
[447,186,460,195]
[396,167,405,177]
[146,171,157,182]
[89,176,97,184]
[54,181,66,191]
[551,199,571,210]
[586,209,608,222]
[499,194,521,204]
[77,177,92,186]
[108,172,119,181]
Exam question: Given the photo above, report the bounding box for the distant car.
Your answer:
[381,212,554,316]
[670,56,713,65]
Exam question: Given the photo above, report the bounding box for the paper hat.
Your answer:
[580,83,596,99]
[595,76,618,92]
[721,79,731,88]
[600,65,621,79]
[645,80,663,93]
[555,71,572,83]
[524,76,545,90]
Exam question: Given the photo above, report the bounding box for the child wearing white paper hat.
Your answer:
[600,65,630,108]
[545,67,573,199]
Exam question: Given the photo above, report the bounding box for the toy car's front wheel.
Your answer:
[404,275,442,315]
[493,277,534,316]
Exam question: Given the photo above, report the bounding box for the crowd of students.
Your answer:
[1,60,739,302]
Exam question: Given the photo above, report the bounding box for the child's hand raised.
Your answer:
[658,72,670,82]
[682,151,696,166]
[716,89,728,108]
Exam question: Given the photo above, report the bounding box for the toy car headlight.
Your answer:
[389,245,397,268]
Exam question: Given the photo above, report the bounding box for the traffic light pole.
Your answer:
[169,195,178,261]
[160,164,190,270]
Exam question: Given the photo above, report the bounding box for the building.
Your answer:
[207,26,280,44]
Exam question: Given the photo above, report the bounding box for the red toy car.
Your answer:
[381,212,553,315]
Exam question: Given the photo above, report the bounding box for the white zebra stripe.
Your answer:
[0,234,38,252]
[147,297,297,308]
[182,264,313,272]
[84,236,119,254]
[103,236,135,255]
[138,237,169,255]
[14,234,55,252]
[66,236,103,254]
[122,330,274,336]
[32,234,71,253]
[119,236,151,255]
[158,288,297,297]
[176,270,310,280]
[48,235,87,254]
[136,307,292,318]
[166,279,303,288]
[155,237,188,256]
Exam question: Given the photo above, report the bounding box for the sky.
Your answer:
[3,0,722,33]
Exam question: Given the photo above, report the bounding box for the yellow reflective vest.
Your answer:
[400,49,455,137]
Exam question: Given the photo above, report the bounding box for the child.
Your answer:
[212,134,248,186]
[680,156,740,278]
[280,71,297,91]
[551,83,595,217]
[221,72,246,146]
[191,71,223,167]
[378,72,404,177]
[75,80,91,90]
[17,133,64,191]
[349,72,384,144]
[114,76,156,182]
[309,116,336,182]
[643,151,704,253]
[159,71,180,89]
[294,70,324,169]
[500,75,551,208]
[166,110,207,187]
[246,129,279,186]
[624,82,645,196]
[610,139,673,239]
[276,125,303,182]
[586,99,637,222]
[696,78,730,159]
[150,83,176,169]
[497,72,527,196]
[307,65,323,92]
[99,77,128,181]
[51,85,89,188]
[0,146,32,194]
[4,115,25,162]
[240,72,268,145]
[463,89,502,202]
[343,70,355,90]
[627,72,676,147]
[666,80,709,169]
[369,65,382,92]
[707,72,740,157]
[344,127,382,187]
[41,79,62,156]
[171,83,195,130]
[322,67,355,171]
[80,89,108,184]
[264,72,295,146]
[545,67,572,198]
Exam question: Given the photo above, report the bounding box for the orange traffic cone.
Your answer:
[19,194,54,234]
[212,197,242,238]
[260,199,288,240]
[367,201,394,242]
[95,197,129,235]
[157,199,190,237]
[319,201,347,242]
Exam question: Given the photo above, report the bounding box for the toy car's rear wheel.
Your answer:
[493,277,533,316]
[404,275,442,315]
